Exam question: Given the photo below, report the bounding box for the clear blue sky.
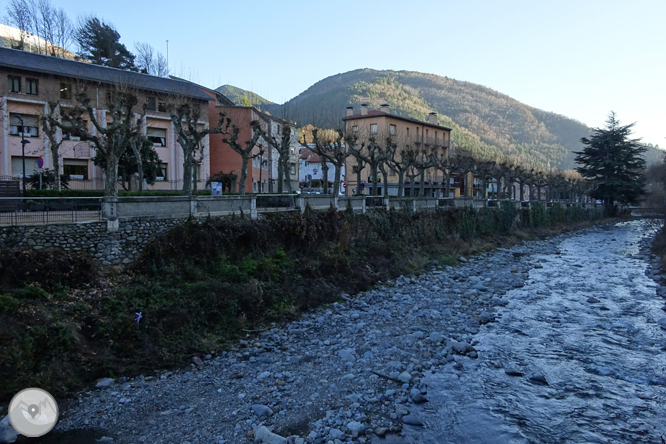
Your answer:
[36,0,666,146]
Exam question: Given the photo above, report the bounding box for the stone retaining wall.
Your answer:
[0,217,186,266]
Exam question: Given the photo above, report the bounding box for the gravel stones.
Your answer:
[95,377,115,388]
[251,404,274,419]
[253,426,286,444]
[401,415,424,426]
[338,349,356,362]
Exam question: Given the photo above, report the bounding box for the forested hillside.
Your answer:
[226,69,662,169]
[215,84,275,106]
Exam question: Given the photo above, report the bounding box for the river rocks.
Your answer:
[251,404,274,419]
[191,356,204,367]
[658,318,666,330]
[504,369,524,377]
[528,374,548,385]
[96,377,115,388]
[0,415,17,444]
[402,415,424,426]
[55,221,562,444]
[587,297,600,303]
[253,426,286,444]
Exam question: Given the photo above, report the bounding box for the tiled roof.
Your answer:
[0,47,211,101]
[343,110,452,131]
[299,146,322,163]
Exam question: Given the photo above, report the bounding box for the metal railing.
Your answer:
[0,197,103,226]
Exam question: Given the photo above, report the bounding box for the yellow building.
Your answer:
[342,104,454,197]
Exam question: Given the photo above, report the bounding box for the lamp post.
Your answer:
[14,114,30,195]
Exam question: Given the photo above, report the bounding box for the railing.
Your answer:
[0,197,103,226]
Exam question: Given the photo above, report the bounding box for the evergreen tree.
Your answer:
[574,112,647,208]
[75,16,137,70]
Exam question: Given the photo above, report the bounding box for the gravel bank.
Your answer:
[50,224,642,444]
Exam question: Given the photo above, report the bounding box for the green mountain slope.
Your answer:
[224,69,663,169]
[215,84,275,106]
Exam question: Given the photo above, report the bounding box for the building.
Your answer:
[342,103,453,197]
[207,102,299,193]
[0,47,211,190]
[299,145,345,192]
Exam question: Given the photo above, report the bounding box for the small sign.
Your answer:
[211,182,223,196]
[343,183,347,189]
[37,157,44,168]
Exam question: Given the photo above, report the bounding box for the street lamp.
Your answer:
[14,114,30,195]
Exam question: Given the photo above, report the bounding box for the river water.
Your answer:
[405,220,666,443]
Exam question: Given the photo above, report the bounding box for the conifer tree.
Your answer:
[574,112,646,208]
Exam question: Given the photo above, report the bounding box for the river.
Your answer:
[404,220,666,443]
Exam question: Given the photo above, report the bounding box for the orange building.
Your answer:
[343,104,453,197]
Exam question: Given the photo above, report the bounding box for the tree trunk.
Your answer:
[130,141,144,192]
[370,164,379,196]
[283,157,293,194]
[333,163,341,196]
[104,153,120,198]
[238,155,249,195]
[321,161,329,194]
[355,160,363,195]
[519,181,525,201]
[182,154,193,196]
[397,172,405,198]
[277,159,284,193]
[379,164,389,197]
[419,169,426,197]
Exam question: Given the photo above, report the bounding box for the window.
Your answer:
[158,101,167,112]
[290,162,296,176]
[370,123,378,134]
[352,165,360,174]
[60,83,71,99]
[157,163,168,180]
[61,118,82,141]
[352,125,358,132]
[277,126,281,135]
[390,168,397,176]
[146,97,157,111]
[8,76,20,93]
[26,78,38,95]
[9,114,39,137]
[390,124,396,135]
[63,159,88,180]
[147,127,167,147]
[106,90,116,105]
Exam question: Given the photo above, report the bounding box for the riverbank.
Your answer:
[42,221,654,444]
[0,204,607,408]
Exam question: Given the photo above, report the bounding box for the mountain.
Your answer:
[215,85,275,106]
[225,69,663,169]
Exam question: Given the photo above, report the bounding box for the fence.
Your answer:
[0,197,103,225]
[0,194,604,227]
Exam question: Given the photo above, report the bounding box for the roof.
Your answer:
[169,76,235,106]
[299,146,322,163]
[0,47,211,101]
[343,110,452,131]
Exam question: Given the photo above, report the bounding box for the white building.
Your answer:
[299,145,345,191]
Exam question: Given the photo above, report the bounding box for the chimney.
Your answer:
[380,103,389,113]
[428,112,438,126]
[360,103,368,116]
[346,106,353,117]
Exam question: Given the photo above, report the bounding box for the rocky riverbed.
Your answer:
[4,220,666,444]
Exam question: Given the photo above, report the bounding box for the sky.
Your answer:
[19,0,666,146]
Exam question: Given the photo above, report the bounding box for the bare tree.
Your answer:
[305,129,349,196]
[41,102,65,191]
[4,0,72,56]
[221,121,264,196]
[135,42,170,77]
[56,86,145,198]
[169,101,227,196]
[257,124,295,193]
[346,139,367,196]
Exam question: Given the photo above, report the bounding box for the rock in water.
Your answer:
[587,297,600,303]
[529,374,548,385]
[402,415,424,426]
[658,317,666,330]
[253,426,286,444]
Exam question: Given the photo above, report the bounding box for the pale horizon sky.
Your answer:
[10,0,665,146]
